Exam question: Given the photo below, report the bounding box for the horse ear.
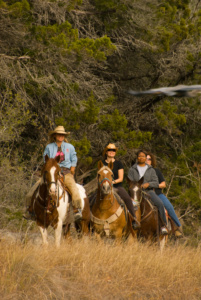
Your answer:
[98,160,103,170]
[55,155,60,163]
[108,161,113,170]
[138,177,144,185]
[45,154,49,162]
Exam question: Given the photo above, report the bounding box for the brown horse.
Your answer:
[90,161,135,241]
[128,178,168,251]
[28,155,90,247]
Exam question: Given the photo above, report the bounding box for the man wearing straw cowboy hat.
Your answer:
[24,125,82,220]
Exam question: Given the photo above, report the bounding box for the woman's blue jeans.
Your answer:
[158,193,181,227]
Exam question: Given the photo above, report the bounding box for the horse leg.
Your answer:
[159,236,167,254]
[39,226,48,246]
[63,223,71,239]
[94,231,102,242]
[54,218,63,247]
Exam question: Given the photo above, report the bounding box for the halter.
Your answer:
[98,177,113,188]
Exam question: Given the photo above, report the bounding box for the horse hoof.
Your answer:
[161,227,168,235]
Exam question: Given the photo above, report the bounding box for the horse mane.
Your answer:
[41,157,60,176]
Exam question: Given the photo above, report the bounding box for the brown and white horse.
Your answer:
[90,161,135,241]
[128,178,168,252]
[29,155,90,247]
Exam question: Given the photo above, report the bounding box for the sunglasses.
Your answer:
[147,158,152,160]
[107,149,116,152]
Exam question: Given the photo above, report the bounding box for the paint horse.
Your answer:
[90,161,135,240]
[128,177,168,252]
[28,155,90,247]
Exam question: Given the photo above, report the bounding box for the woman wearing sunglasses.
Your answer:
[102,143,140,230]
[146,152,183,238]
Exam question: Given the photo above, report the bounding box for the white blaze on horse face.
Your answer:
[49,166,57,193]
[133,186,139,201]
[102,180,110,194]
[103,170,108,175]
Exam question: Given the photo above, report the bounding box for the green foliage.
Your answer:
[2,0,30,17]
[155,100,186,135]
[93,0,128,30]
[1,0,201,229]
[71,136,92,164]
[81,92,100,124]
[99,109,152,147]
[0,92,37,143]
[155,1,201,51]
[55,93,100,130]
[33,22,116,61]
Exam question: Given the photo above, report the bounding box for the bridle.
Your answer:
[98,177,113,188]
[41,171,63,207]
[97,175,114,207]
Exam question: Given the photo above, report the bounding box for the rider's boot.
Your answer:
[174,227,183,238]
[132,211,141,230]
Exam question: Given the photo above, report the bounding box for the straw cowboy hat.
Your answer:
[49,126,70,136]
[103,143,118,157]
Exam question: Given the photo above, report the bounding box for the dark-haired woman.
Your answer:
[146,152,183,238]
[128,150,168,235]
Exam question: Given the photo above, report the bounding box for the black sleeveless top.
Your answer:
[102,160,124,188]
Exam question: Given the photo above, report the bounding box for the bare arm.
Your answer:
[112,168,124,185]
[159,181,166,189]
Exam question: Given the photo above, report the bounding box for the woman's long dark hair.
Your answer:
[147,152,157,168]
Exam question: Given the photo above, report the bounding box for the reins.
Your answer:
[140,190,155,223]
[130,186,155,223]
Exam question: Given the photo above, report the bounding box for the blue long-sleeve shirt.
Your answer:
[43,142,77,168]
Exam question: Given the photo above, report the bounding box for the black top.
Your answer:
[154,168,165,195]
[103,160,123,188]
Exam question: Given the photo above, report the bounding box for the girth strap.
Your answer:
[91,205,123,236]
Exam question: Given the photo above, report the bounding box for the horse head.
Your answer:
[97,160,113,195]
[41,154,61,195]
[128,177,144,203]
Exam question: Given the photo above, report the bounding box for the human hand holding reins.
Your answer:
[141,182,149,189]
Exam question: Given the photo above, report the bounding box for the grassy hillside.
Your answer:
[1,233,201,299]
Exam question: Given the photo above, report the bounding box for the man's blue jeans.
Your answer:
[158,193,181,227]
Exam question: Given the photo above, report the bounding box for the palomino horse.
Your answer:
[128,178,168,252]
[28,155,90,247]
[90,161,135,240]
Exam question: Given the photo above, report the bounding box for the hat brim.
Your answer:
[103,146,118,157]
[49,131,70,136]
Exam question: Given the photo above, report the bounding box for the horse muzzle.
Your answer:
[101,182,111,195]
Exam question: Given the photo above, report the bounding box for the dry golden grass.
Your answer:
[0,236,201,300]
